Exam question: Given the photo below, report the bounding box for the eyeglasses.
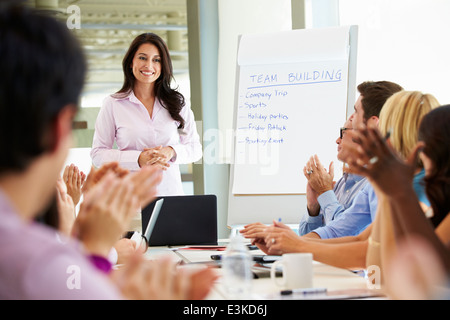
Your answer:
[340,127,353,139]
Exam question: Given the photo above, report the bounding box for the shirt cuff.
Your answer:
[120,150,142,171]
[170,143,186,163]
[306,213,323,224]
[317,190,338,208]
[311,227,328,239]
[167,145,177,163]
[88,255,113,274]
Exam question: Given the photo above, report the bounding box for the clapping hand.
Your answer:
[72,163,162,257]
[63,164,86,206]
[55,177,76,236]
[303,155,335,195]
[82,162,129,194]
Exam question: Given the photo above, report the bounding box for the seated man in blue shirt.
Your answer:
[242,81,403,242]
[242,89,434,271]
[299,116,368,235]
[301,81,403,239]
[310,155,431,239]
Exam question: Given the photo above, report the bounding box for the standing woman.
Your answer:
[91,33,202,195]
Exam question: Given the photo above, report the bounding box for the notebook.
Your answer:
[141,195,218,246]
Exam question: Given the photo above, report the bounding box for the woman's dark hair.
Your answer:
[0,2,86,174]
[418,104,450,227]
[115,33,186,129]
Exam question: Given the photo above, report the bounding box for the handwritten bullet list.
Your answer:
[236,68,342,149]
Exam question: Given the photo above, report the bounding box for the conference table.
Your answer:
[144,240,383,300]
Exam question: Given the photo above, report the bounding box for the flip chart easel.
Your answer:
[228,26,358,226]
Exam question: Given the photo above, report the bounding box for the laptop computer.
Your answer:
[141,195,218,246]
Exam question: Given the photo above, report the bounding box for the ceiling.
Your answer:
[28,0,189,97]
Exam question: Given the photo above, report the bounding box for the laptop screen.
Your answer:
[141,195,217,246]
[142,198,164,243]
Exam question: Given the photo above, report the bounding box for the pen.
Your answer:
[280,287,327,296]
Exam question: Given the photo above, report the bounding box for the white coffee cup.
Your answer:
[270,253,313,289]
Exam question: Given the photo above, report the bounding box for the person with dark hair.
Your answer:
[344,105,450,299]
[0,2,120,299]
[352,81,404,129]
[418,106,450,229]
[91,33,202,196]
[0,3,216,299]
[0,6,85,172]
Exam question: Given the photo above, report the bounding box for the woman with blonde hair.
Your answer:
[359,91,439,285]
[375,91,440,209]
